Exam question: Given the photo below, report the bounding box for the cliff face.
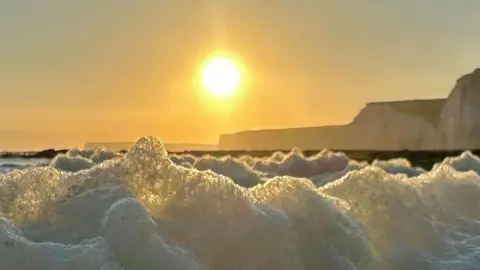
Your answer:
[351,103,440,150]
[218,125,358,150]
[220,100,445,150]
[219,68,480,151]
[438,69,480,149]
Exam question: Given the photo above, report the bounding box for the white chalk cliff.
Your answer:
[219,68,480,150]
[439,69,480,149]
[352,105,439,150]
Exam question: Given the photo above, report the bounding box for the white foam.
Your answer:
[1,136,480,269]
[193,155,263,187]
[51,148,121,173]
[50,154,94,172]
[253,148,351,179]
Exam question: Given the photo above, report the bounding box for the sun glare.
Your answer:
[202,57,240,98]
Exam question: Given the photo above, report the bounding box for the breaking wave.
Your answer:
[1,136,480,269]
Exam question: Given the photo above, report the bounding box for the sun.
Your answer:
[201,57,240,98]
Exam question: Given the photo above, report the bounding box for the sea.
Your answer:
[0,157,49,173]
[1,136,480,269]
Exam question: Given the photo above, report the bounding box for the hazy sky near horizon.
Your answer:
[2,1,480,150]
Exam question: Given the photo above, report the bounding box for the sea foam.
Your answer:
[1,136,480,269]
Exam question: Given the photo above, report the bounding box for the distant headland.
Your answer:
[84,142,217,152]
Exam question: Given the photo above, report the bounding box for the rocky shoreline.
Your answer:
[0,149,69,159]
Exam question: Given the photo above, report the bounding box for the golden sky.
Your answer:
[1,1,480,150]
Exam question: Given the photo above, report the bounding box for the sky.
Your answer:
[1,0,480,150]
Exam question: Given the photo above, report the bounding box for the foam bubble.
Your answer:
[193,155,263,187]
